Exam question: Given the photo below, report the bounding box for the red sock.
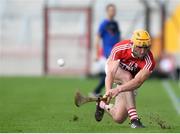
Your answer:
[128,107,138,121]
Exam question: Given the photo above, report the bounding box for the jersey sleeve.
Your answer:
[98,21,105,37]
[109,44,122,60]
[143,52,156,73]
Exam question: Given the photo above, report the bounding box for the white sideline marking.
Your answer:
[162,80,180,114]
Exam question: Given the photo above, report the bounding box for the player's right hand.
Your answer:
[105,90,111,97]
[103,93,111,104]
[103,94,109,99]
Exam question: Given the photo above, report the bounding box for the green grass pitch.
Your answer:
[0,76,180,132]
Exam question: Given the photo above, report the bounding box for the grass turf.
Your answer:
[168,80,180,98]
[0,76,180,132]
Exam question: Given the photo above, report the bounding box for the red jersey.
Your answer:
[110,40,156,76]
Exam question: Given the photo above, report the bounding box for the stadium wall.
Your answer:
[0,0,179,76]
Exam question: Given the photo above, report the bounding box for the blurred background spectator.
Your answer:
[89,3,121,98]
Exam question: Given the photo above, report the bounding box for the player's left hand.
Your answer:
[106,88,120,98]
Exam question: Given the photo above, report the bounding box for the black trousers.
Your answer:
[93,73,106,94]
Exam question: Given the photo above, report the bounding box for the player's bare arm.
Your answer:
[107,69,151,98]
[120,69,151,92]
[105,58,119,93]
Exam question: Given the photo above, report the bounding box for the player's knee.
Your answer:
[112,115,126,124]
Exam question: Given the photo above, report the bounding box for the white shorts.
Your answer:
[92,57,107,74]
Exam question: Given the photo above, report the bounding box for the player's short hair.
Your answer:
[106,3,116,11]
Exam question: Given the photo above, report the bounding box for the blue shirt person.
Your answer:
[98,19,121,58]
[89,4,121,98]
